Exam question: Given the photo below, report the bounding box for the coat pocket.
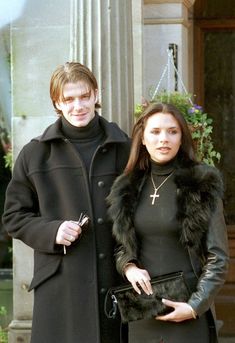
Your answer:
[28,257,62,291]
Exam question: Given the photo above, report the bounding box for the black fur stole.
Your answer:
[107,164,223,270]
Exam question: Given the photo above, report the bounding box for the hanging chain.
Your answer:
[151,49,193,106]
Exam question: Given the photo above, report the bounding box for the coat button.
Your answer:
[98,181,105,188]
[97,218,104,224]
[100,288,107,294]
[99,253,106,259]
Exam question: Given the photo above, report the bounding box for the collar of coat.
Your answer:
[32,113,129,145]
[107,163,223,252]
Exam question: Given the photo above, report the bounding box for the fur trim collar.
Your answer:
[107,164,223,253]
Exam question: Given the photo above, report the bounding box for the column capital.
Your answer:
[144,0,196,9]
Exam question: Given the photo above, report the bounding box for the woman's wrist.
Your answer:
[189,305,197,319]
[123,262,136,274]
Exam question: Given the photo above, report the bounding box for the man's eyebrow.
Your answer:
[61,89,91,101]
[71,90,91,97]
[82,90,91,96]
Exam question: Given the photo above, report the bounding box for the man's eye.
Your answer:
[64,98,73,103]
[82,94,90,99]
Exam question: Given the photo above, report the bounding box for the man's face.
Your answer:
[56,81,98,127]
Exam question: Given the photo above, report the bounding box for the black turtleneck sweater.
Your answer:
[133,159,192,277]
[61,114,106,172]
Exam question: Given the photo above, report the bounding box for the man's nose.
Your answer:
[73,98,81,109]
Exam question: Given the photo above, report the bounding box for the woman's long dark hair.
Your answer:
[125,103,198,174]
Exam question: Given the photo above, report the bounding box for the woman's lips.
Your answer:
[158,147,170,152]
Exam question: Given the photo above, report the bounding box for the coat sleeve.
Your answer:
[2,148,63,253]
[188,199,229,316]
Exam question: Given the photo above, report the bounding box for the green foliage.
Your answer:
[134,92,220,166]
[3,149,12,171]
[0,330,7,343]
[0,307,8,343]
[0,307,6,318]
[0,127,12,171]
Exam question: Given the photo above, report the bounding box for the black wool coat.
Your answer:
[3,116,130,343]
[107,163,229,339]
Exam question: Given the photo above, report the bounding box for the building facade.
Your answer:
[0,0,234,341]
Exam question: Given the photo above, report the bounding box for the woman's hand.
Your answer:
[124,264,153,295]
[56,220,82,246]
[156,299,197,322]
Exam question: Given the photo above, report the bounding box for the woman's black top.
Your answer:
[130,160,210,343]
[134,159,192,277]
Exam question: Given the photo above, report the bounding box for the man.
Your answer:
[2,62,130,343]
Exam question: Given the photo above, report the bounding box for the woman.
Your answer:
[107,103,229,343]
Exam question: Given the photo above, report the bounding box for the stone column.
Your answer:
[143,0,196,99]
[8,1,134,342]
[70,0,134,133]
[132,0,143,106]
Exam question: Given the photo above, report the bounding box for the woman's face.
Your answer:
[142,112,182,164]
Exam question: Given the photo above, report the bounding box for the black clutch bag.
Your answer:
[105,271,190,323]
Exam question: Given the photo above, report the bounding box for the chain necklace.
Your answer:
[150,171,174,205]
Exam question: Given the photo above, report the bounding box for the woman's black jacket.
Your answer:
[107,163,229,321]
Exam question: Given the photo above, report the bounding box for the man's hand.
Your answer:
[56,220,82,246]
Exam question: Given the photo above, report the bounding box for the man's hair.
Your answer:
[50,62,100,115]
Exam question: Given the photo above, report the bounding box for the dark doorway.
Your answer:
[194,0,235,337]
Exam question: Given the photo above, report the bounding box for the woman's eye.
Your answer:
[150,130,160,135]
[169,129,178,134]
